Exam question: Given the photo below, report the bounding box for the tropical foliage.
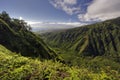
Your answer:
[0,45,120,80]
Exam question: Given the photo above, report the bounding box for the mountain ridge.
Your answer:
[42,17,120,57]
[0,12,57,59]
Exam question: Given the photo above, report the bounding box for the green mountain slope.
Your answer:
[0,12,57,59]
[42,17,120,57]
[0,44,120,80]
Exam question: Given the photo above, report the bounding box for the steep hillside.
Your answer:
[42,17,120,57]
[0,44,120,80]
[0,12,57,59]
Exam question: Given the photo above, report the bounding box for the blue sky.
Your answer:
[0,0,120,31]
[0,0,82,22]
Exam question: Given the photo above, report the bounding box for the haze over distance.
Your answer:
[0,0,120,32]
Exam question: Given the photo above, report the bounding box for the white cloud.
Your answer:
[49,0,80,15]
[78,0,120,21]
[26,21,87,31]
[27,21,85,27]
[19,17,23,20]
[49,0,120,22]
[64,0,77,5]
[26,21,43,25]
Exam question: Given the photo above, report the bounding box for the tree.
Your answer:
[11,19,32,31]
[0,11,32,32]
[0,11,11,22]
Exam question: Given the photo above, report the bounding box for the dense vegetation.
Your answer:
[0,44,120,80]
[0,11,120,79]
[0,11,57,59]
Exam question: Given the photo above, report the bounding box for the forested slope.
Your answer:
[0,11,57,59]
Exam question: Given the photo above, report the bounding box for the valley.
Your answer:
[0,12,120,80]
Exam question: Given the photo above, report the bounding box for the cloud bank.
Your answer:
[49,0,80,15]
[26,21,86,32]
[79,0,120,21]
[50,0,120,21]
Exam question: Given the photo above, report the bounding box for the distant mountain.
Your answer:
[42,17,120,57]
[0,11,57,59]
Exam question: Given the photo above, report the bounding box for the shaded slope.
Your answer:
[0,18,57,59]
[42,17,120,57]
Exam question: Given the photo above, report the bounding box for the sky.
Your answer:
[0,0,120,31]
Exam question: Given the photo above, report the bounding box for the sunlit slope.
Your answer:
[0,44,119,80]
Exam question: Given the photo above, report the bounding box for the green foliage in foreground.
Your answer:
[0,45,120,80]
